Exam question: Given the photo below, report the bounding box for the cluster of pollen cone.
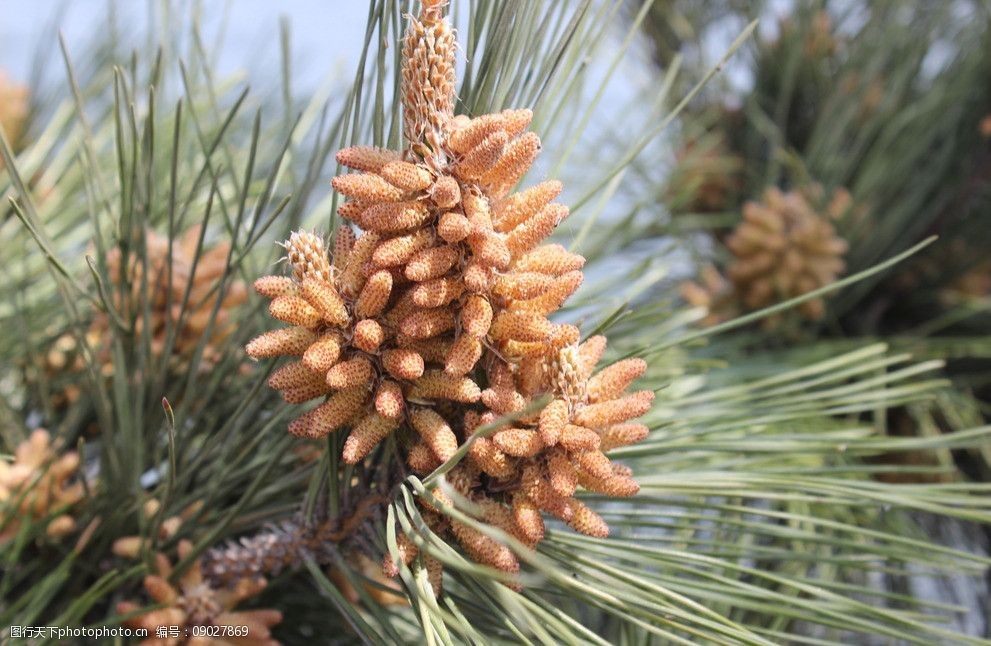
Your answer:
[119,540,282,646]
[102,227,247,368]
[45,226,246,406]
[245,0,653,588]
[683,185,850,325]
[0,429,83,543]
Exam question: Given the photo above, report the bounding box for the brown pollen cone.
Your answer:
[0,429,84,543]
[91,226,248,373]
[724,186,849,321]
[0,70,29,154]
[680,264,738,326]
[118,540,282,646]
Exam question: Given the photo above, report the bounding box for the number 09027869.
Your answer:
[191,625,249,637]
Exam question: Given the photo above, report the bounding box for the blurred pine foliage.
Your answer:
[0,1,988,643]
[641,1,991,481]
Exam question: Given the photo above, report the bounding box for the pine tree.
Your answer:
[1,2,988,643]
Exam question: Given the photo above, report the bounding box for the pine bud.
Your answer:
[492,428,543,457]
[493,181,562,233]
[301,333,343,373]
[325,357,375,389]
[269,295,320,328]
[286,230,333,283]
[437,211,472,243]
[380,160,433,192]
[342,414,399,463]
[375,380,405,419]
[372,229,436,267]
[353,319,385,353]
[382,348,425,380]
[253,276,299,299]
[336,145,401,172]
[409,371,481,403]
[332,173,405,202]
[301,278,350,327]
[246,327,316,358]
[411,408,459,462]
[405,245,460,282]
[401,0,456,152]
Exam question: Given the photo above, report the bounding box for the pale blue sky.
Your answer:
[0,1,372,90]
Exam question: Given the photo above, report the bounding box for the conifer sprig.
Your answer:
[1,2,989,644]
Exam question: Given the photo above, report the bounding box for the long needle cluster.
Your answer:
[245,0,653,589]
